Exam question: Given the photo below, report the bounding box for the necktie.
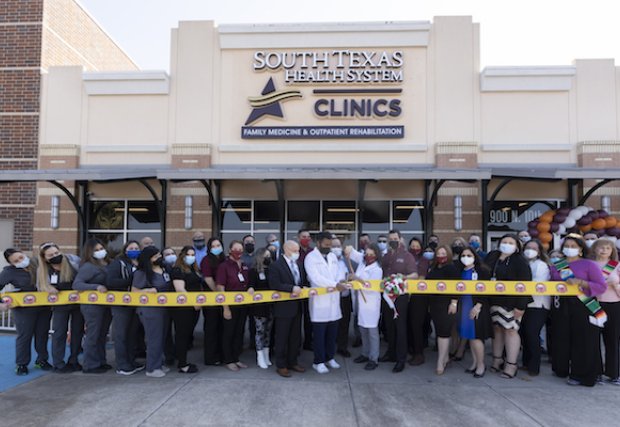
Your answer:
[290,260,300,285]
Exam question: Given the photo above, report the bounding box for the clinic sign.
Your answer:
[241,49,405,139]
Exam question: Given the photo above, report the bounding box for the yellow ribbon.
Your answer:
[1,280,579,308]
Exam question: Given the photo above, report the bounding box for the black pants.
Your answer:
[13,307,51,366]
[381,295,409,362]
[221,306,247,364]
[274,313,302,369]
[171,307,197,367]
[302,300,313,349]
[551,297,602,386]
[429,297,456,338]
[337,294,352,352]
[601,301,620,379]
[408,295,429,356]
[202,306,222,364]
[520,307,549,374]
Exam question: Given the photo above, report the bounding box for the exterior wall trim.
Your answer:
[481,144,572,152]
[84,144,168,153]
[480,66,576,92]
[218,143,428,153]
[83,71,170,95]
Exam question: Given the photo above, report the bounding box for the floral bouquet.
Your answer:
[381,274,408,318]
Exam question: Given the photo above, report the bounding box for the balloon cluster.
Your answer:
[527,206,620,249]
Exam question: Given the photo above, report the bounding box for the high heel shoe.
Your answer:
[501,361,518,379]
[473,367,486,378]
[449,352,463,362]
[436,359,450,375]
[490,356,504,373]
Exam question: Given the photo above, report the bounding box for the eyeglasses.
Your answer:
[377,240,388,243]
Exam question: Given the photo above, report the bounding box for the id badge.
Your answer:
[50,274,59,285]
[491,276,496,281]
[472,272,478,281]
[238,272,245,282]
[259,272,266,281]
[163,272,170,282]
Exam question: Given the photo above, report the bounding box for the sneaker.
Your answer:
[178,363,198,374]
[326,359,340,369]
[606,377,620,386]
[161,365,171,373]
[567,378,581,386]
[312,363,329,374]
[146,369,166,378]
[35,360,53,371]
[133,364,146,373]
[16,365,28,376]
[596,376,606,385]
[116,368,139,376]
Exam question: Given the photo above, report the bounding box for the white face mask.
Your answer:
[331,247,342,257]
[563,247,580,258]
[377,242,387,251]
[499,243,517,255]
[15,256,30,269]
[290,252,300,262]
[585,239,596,248]
[519,236,531,244]
[523,249,539,260]
[423,252,434,260]
[93,249,107,260]
[460,255,475,266]
[164,254,177,265]
[184,255,196,266]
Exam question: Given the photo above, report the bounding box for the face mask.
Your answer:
[331,247,342,257]
[300,237,312,248]
[164,254,177,265]
[452,245,464,256]
[263,257,272,266]
[93,249,107,260]
[460,255,475,266]
[184,255,196,266]
[230,250,243,261]
[377,242,387,251]
[210,247,223,256]
[15,257,30,269]
[585,239,596,248]
[271,240,280,249]
[364,255,377,265]
[319,246,331,255]
[126,249,141,260]
[388,241,399,250]
[423,252,434,260]
[519,236,531,244]
[290,252,300,262]
[48,254,63,265]
[523,249,538,260]
[193,239,206,250]
[470,241,480,249]
[244,243,255,254]
[429,241,438,250]
[436,256,448,265]
[499,243,517,255]
[409,248,422,256]
[563,247,580,258]
[153,257,164,267]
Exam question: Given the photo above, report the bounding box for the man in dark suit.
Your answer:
[268,240,306,378]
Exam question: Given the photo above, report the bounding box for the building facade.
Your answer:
[8,16,620,255]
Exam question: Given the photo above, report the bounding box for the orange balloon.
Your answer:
[537,222,551,232]
[592,218,607,230]
[539,232,553,243]
[542,243,550,250]
[540,212,554,223]
[579,224,592,233]
[605,216,617,228]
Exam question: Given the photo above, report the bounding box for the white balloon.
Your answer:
[557,224,566,235]
[563,218,576,229]
[615,240,620,250]
[577,206,590,215]
[568,210,583,220]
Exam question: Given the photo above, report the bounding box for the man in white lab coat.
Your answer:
[304,231,351,374]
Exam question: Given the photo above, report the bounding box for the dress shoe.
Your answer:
[408,354,425,366]
[277,368,291,378]
[392,361,405,373]
[473,368,486,378]
[364,361,379,371]
[337,349,351,358]
[379,353,396,363]
[83,366,107,374]
[353,355,369,364]
[290,365,306,373]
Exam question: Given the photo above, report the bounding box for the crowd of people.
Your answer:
[0,228,619,387]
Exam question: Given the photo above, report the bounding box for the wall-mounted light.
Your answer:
[184,196,193,230]
[602,195,611,212]
[454,195,462,231]
[51,195,60,229]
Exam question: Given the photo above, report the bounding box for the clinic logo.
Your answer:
[253,293,263,302]
[177,294,187,305]
[68,292,80,302]
[456,282,466,292]
[106,294,116,303]
[23,294,36,305]
[2,296,13,305]
[139,295,149,305]
[475,283,486,292]
[308,289,318,297]
[417,281,427,291]
[88,293,98,303]
[245,77,302,125]
[435,282,446,292]
[196,294,207,304]
[536,283,547,293]
[215,294,226,304]
[515,283,526,293]
[47,294,59,304]
[235,294,245,303]
[157,295,167,305]
[556,283,567,294]
[271,292,281,300]
[122,294,132,304]
[495,283,506,293]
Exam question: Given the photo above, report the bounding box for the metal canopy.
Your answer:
[491,167,620,180]
[0,168,157,182]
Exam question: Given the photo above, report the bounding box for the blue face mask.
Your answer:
[470,241,480,249]
[423,252,434,260]
[550,257,561,264]
[271,240,280,249]
[210,247,223,256]
[184,255,196,266]
[126,249,141,260]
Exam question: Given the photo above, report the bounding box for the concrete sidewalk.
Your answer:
[1,340,619,427]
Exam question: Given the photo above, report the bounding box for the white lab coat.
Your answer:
[349,250,383,328]
[304,248,342,322]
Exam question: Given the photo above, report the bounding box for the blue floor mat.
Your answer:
[0,335,51,392]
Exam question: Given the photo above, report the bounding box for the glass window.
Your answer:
[392,200,424,231]
[221,201,251,231]
[323,201,356,233]
[127,232,161,249]
[287,201,320,232]
[254,201,280,231]
[221,232,248,250]
[89,201,124,230]
[127,201,160,230]
[362,201,390,232]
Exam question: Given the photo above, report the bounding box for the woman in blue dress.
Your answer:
[456,247,492,377]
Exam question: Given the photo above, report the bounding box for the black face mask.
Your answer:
[244,243,255,254]
[452,245,464,256]
[429,241,438,250]
[193,240,206,250]
[388,241,399,250]
[49,254,63,265]
[319,246,331,255]
[153,257,164,267]
[263,257,272,266]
